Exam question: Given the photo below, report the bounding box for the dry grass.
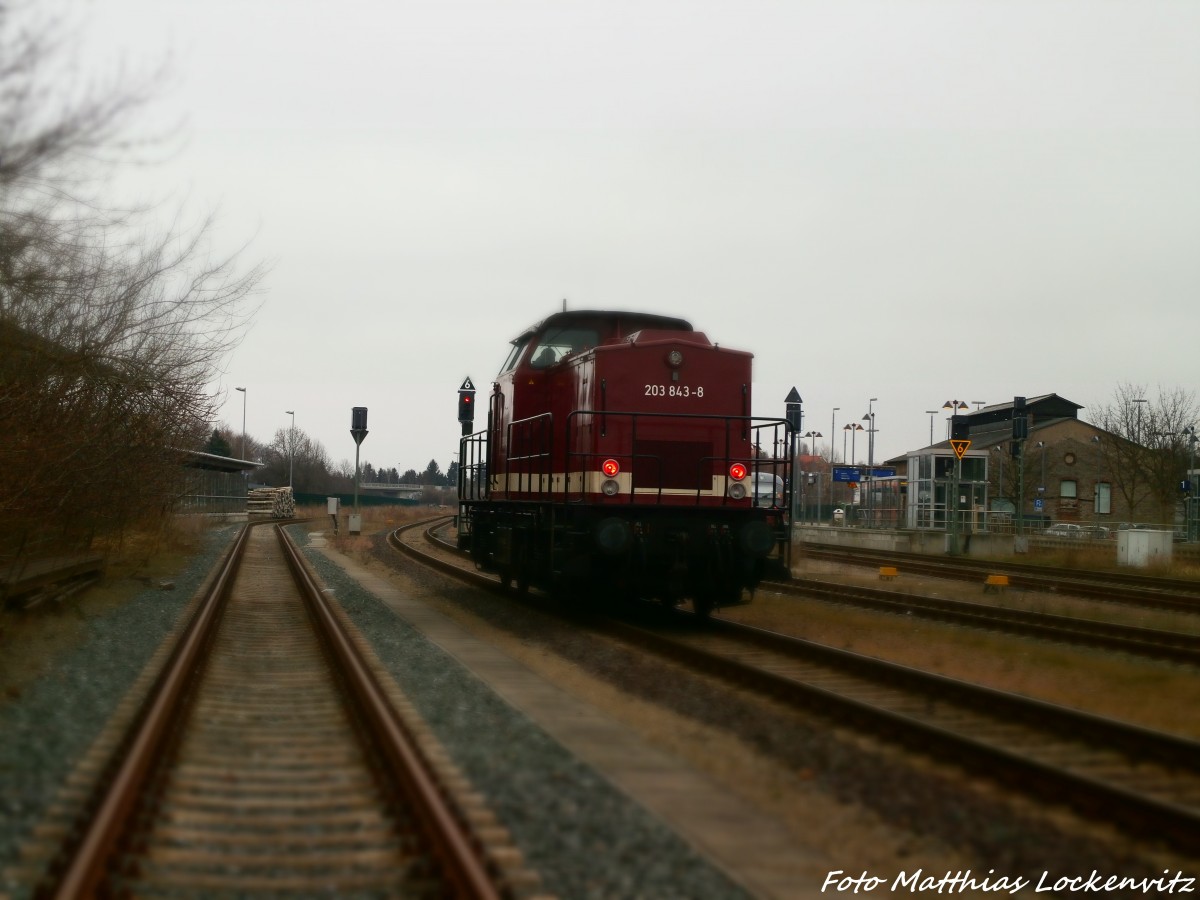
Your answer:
[297,503,439,561]
[89,514,217,583]
[0,513,221,702]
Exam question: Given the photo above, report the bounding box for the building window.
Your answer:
[1059,479,1077,509]
[1096,482,1112,515]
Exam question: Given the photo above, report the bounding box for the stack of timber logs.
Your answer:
[247,486,296,519]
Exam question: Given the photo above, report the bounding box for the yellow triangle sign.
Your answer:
[950,439,971,460]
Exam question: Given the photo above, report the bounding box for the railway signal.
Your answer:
[350,407,368,535]
[350,406,369,445]
[785,387,802,433]
[458,377,476,435]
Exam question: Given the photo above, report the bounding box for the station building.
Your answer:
[890,394,1132,532]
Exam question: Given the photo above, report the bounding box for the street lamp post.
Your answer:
[845,422,863,520]
[831,408,839,463]
[925,410,939,446]
[1090,435,1102,533]
[845,422,862,465]
[235,387,247,460]
[864,398,878,468]
[862,399,877,526]
[1133,398,1148,445]
[941,399,968,439]
[285,410,295,489]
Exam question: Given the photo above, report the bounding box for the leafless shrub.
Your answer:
[0,3,264,565]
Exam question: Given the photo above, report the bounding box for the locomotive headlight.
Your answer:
[727,462,748,499]
[666,349,683,368]
[602,479,621,497]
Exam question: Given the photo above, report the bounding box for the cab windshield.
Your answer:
[528,326,599,369]
[498,336,530,374]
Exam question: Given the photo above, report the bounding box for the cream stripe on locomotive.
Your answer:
[494,472,734,496]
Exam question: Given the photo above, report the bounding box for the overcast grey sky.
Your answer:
[70,0,1199,474]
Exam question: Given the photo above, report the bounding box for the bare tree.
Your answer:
[0,4,264,562]
[1090,383,1198,524]
[259,427,336,494]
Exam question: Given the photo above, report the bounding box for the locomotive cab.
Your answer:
[459,310,792,613]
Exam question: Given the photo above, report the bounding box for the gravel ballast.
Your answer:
[291,526,752,900]
[0,524,240,898]
[0,523,750,899]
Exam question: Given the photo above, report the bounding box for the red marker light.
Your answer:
[602,459,621,477]
[729,463,747,481]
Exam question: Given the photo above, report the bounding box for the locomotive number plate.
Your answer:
[645,384,705,398]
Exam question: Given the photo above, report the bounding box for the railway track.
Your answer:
[802,545,1200,613]
[761,576,1200,666]
[397,519,1200,856]
[34,522,527,898]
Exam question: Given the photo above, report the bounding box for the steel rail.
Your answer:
[763,576,1200,665]
[52,521,252,898]
[597,613,1200,855]
[430,518,1200,662]
[398,519,1200,856]
[51,520,504,899]
[802,545,1200,612]
[275,525,504,900]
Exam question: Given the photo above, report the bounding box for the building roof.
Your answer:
[181,449,262,473]
[964,394,1083,425]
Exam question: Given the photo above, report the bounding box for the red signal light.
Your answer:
[457,388,475,424]
[602,458,620,477]
[729,463,747,481]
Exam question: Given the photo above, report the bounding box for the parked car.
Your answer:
[1080,525,1111,540]
[1044,523,1084,539]
[751,472,785,508]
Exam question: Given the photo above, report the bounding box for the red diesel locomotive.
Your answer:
[457,309,793,613]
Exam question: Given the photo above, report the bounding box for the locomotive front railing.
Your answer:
[465,409,794,512]
[504,412,554,497]
[561,410,792,507]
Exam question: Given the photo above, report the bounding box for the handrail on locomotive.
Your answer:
[458,409,795,511]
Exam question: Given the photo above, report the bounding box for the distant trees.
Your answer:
[253,427,337,494]
[204,429,232,457]
[1,6,262,559]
